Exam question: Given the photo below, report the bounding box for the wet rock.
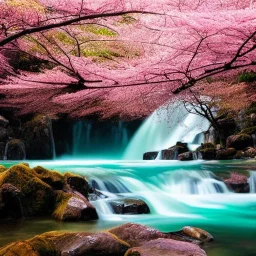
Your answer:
[0,116,9,128]
[216,148,236,160]
[0,164,55,217]
[143,151,158,160]
[226,134,253,150]
[125,238,206,256]
[33,166,64,190]
[108,223,167,247]
[64,172,89,197]
[0,231,130,256]
[5,139,26,160]
[0,183,23,219]
[178,152,193,161]
[53,191,98,221]
[182,226,213,242]
[108,198,150,214]
[196,143,216,160]
[51,231,130,256]
[224,172,249,193]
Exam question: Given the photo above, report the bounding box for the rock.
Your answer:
[0,183,23,219]
[50,231,130,256]
[182,226,213,242]
[108,198,150,214]
[226,134,253,150]
[178,152,193,161]
[0,116,9,128]
[239,126,256,135]
[0,231,130,256]
[0,143,5,160]
[33,166,64,190]
[108,223,167,247]
[216,148,236,160]
[5,139,26,160]
[125,238,206,256]
[0,165,6,173]
[196,143,216,160]
[0,127,7,142]
[53,191,98,221]
[224,172,249,193]
[64,172,89,197]
[143,151,158,160]
[22,115,54,159]
[243,147,256,158]
[0,164,55,217]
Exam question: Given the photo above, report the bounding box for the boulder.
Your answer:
[0,183,23,219]
[5,139,26,160]
[22,115,54,159]
[0,231,130,256]
[226,134,253,150]
[243,147,256,158]
[224,172,249,193]
[216,148,236,160]
[182,226,213,242]
[53,191,98,221]
[0,143,5,160]
[178,152,193,161]
[143,151,158,160]
[125,238,206,256]
[0,164,55,217]
[108,198,150,214]
[0,116,9,128]
[33,166,64,190]
[64,172,89,197]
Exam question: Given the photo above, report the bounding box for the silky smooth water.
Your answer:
[0,160,256,256]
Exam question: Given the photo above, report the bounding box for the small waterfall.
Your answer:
[71,120,133,159]
[249,171,256,193]
[3,141,9,160]
[48,118,56,159]
[155,150,162,160]
[124,102,209,160]
[192,152,198,160]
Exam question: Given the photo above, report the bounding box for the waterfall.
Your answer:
[71,120,133,159]
[249,171,256,193]
[123,103,209,160]
[48,118,56,159]
[3,141,9,160]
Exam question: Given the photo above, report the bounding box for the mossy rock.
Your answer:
[216,148,237,160]
[196,143,216,151]
[53,191,98,221]
[33,166,64,190]
[0,164,55,217]
[226,134,253,150]
[64,172,89,197]
[0,165,6,173]
[5,139,26,160]
[239,126,256,135]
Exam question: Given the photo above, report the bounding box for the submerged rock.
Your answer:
[108,198,150,214]
[182,226,213,242]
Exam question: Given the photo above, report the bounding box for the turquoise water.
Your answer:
[0,160,256,255]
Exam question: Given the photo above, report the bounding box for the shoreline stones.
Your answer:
[0,223,212,256]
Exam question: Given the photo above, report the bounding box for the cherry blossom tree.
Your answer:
[0,0,255,118]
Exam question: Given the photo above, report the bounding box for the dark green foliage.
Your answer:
[238,71,256,83]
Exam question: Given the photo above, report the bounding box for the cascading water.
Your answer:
[124,103,209,160]
[249,171,256,193]
[71,120,136,159]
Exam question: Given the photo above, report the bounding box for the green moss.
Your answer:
[52,191,72,220]
[82,47,122,58]
[0,164,55,217]
[239,126,256,135]
[0,165,6,173]
[33,166,64,190]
